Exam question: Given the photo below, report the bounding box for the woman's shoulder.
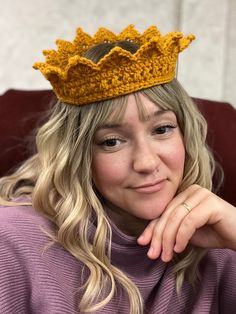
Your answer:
[205,248,236,262]
[0,200,45,220]
[0,199,54,240]
[201,248,236,276]
[0,200,80,314]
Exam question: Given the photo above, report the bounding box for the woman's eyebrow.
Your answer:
[148,109,174,119]
[96,123,123,131]
[97,110,174,130]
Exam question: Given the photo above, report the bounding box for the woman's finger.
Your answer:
[146,204,182,259]
[137,219,157,246]
[161,187,210,261]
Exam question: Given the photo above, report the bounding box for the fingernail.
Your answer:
[147,247,153,257]
[162,251,171,262]
[138,235,144,241]
[174,244,180,253]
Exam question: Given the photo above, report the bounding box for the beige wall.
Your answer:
[1,0,236,107]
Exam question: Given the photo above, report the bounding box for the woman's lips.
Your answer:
[132,179,166,194]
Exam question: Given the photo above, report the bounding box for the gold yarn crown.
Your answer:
[33,25,195,105]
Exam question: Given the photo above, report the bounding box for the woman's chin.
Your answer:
[132,204,167,221]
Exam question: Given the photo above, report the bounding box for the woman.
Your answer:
[0,25,236,314]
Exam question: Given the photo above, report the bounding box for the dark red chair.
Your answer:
[0,89,235,206]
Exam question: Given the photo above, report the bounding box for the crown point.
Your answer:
[94,27,117,44]
[119,24,141,43]
[73,27,93,53]
[178,34,195,52]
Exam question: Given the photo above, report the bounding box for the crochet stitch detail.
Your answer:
[33,25,195,105]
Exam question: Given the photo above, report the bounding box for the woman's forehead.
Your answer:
[104,93,175,124]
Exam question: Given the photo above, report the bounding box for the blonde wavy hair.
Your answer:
[0,41,218,314]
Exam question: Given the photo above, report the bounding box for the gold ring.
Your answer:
[182,202,191,213]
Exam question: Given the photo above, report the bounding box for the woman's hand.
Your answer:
[137,184,236,262]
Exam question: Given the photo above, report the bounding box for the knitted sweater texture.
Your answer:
[0,203,236,313]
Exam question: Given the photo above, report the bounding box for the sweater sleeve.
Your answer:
[0,224,32,314]
[218,249,236,312]
[0,205,81,314]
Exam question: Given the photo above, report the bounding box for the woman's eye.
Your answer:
[100,138,123,148]
[154,124,177,135]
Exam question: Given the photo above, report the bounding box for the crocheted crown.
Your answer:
[33,25,195,105]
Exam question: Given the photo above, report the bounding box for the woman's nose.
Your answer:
[132,141,160,173]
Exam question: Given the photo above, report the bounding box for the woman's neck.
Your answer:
[103,202,149,237]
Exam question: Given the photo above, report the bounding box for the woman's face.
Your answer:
[92,93,185,235]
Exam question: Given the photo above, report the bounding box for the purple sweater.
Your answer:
[0,203,236,313]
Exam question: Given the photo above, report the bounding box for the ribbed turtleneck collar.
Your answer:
[107,216,168,276]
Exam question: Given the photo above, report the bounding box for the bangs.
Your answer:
[93,91,164,127]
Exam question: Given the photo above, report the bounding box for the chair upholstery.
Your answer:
[0,89,235,205]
